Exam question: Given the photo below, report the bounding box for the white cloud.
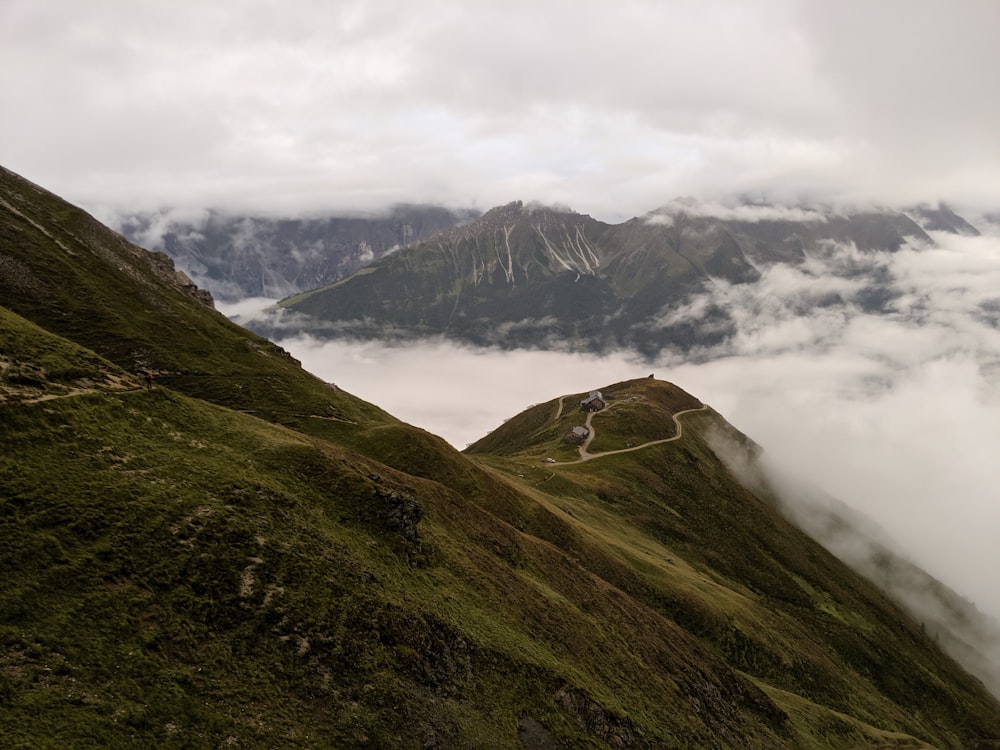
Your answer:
[279,334,648,447]
[647,199,830,225]
[216,297,281,321]
[112,207,212,251]
[660,229,1000,623]
[2,1,998,219]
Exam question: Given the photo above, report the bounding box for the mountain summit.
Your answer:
[3,166,1000,747]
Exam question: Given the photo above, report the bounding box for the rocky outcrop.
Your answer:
[553,685,638,748]
[373,486,424,543]
[146,250,215,308]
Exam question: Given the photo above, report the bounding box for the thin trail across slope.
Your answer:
[553,396,567,421]
[14,378,143,404]
[561,404,708,464]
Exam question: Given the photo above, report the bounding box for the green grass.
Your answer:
[0,388,765,747]
[3,371,999,747]
[0,306,136,401]
[463,379,1000,747]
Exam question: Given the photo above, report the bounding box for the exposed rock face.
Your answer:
[146,250,215,308]
[553,685,638,748]
[373,486,423,544]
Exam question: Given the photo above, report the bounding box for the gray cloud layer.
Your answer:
[2,1,999,219]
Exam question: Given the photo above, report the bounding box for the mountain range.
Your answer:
[115,205,477,302]
[3,163,1000,747]
[257,199,990,356]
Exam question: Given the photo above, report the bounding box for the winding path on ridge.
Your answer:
[557,402,708,465]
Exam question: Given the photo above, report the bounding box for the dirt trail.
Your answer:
[11,379,144,404]
[3,369,143,405]
[560,404,708,465]
[23,387,101,404]
[553,396,567,421]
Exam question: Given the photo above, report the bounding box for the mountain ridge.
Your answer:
[114,204,478,302]
[265,197,947,355]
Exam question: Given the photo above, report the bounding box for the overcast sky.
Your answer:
[2,0,999,221]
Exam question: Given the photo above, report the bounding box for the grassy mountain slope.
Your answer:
[3,165,1000,747]
[0,305,136,403]
[468,378,1000,745]
[1,386,792,747]
[277,201,622,350]
[0,165,394,433]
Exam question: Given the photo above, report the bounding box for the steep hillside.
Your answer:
[0,165,393,431]
[467,378,1000,744]
[3,165,1000,748]
[0,305,136,404]
[270,199,934,355]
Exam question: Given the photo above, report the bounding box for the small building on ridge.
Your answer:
[580,390,606,412]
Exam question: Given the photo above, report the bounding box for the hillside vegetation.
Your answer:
[3,164,1000,748]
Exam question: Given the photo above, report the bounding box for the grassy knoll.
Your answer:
[0,306,136,402]
[465,379,1000,748]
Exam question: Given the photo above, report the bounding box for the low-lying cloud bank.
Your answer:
[658,229,1000,628]
[273,335,651,448]
[646,198,830,225]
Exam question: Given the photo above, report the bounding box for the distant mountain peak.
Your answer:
[276,197,950,353]
[479,199,581,217]
[906,202,981,236]
[420,199,602,251]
